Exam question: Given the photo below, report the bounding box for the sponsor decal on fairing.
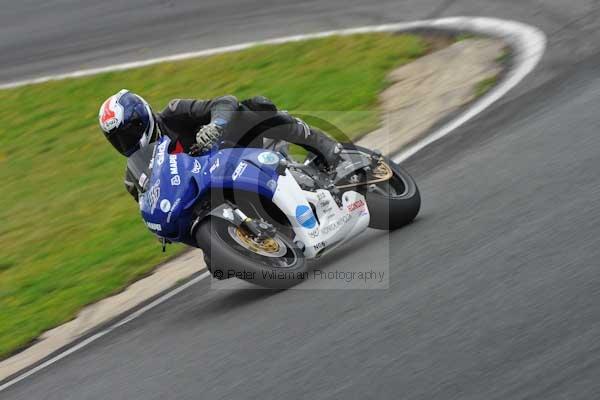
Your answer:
[347,199,365,212]
[192,160,202,173]
[156,141,167,166]
[160,199,171,213]
[320,213,352,235]
[313,241,326,251]
[168,154,181,186]
[295,205,317,229]
[138,173,148,188]
[308,228,320,238]
[209,158,220,174]
[232,161,248,181]
[166,198,181,223]
[169,154,178,175]
[142,179,161,213]
[257,151,279,165]
[145,221,162,232]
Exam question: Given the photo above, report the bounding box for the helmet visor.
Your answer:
[105,118,147,156]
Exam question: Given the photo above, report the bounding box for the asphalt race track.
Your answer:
[3,1,600,399]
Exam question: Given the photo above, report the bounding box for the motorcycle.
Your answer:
[128,134,420,288]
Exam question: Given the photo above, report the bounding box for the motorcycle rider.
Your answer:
[98,89,341,201]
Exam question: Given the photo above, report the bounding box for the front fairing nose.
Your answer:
[139,137,208,239]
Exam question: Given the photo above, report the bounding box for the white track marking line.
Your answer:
[392,17,546,163]
[0,17,545,91]
[0,272,210,392]
[0,17,546,391]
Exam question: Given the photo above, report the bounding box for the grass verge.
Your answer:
[474,75,499,98]
[0,33,428,358]
[474,46,509,99]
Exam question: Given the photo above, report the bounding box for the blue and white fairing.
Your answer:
[139,136,282,242]
[271,173,370,258]
[139,136,370,258]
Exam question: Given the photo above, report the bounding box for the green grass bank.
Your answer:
[0,33,428,358]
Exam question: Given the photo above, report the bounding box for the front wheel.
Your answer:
[341,145,421,230]
[196,216,308,289]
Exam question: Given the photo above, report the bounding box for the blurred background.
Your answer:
[3,1,600,399]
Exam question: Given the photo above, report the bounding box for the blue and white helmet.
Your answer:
[99,89,155,156]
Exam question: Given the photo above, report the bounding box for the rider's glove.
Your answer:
[191,122,224,155]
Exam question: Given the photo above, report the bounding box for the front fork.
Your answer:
[206,202,276,241]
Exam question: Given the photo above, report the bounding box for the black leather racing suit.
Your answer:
[124,95,339,200]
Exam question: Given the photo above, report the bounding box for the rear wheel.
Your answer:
[196,216,308,289]
[340,145,421,230]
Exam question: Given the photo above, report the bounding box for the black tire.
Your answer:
[342,145,421,230]
[196,216,308,289]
